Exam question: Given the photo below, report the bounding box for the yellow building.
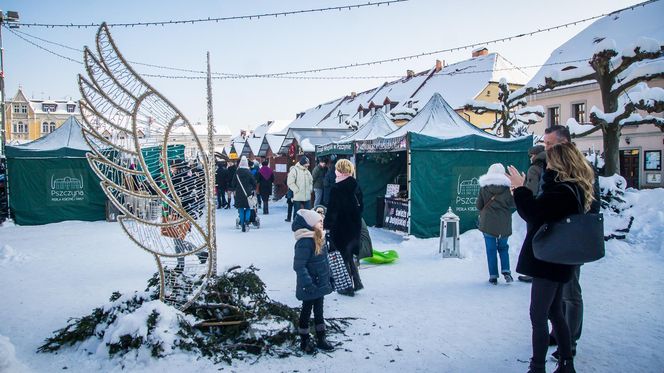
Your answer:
[4,88,82,143]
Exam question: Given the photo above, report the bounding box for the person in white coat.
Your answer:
[287,156,314,214]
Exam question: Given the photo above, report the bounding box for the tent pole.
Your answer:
[406,135,411,236]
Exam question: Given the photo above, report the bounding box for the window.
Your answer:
[50,122,56,132]
[42,103,57,113]
[66,104,76,113]
[13,105,20,114]
[572,102,586,124]
[13,121,28,133]
[21,104,28,114]
[42,122,50,133]
[547,106,560,127]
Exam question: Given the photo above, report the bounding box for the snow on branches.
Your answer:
[464,78,542,138]
[539,36,664,175]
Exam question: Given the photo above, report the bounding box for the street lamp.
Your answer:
[1,10,20,156]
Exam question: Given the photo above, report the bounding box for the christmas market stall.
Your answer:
[355,93,531,238]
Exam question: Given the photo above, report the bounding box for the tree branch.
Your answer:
[543,72,597,91]
[610,47,663,78]
[571,123,603,138]
[613,71,664,97]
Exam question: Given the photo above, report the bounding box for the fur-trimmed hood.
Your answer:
[478,173,511,188]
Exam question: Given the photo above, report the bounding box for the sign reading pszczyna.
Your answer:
[49,172,86,203]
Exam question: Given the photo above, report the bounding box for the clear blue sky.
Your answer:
[1,0,641,134]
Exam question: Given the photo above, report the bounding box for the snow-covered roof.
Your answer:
[336,110,398,143]
[12,116,90,152]
[385,93,492,139]
[246,137,263,156]
[258,134,286,157]
[280,129,351,153]
[266,120,291,135]
[402,53,528,112]
[527,1,664,88]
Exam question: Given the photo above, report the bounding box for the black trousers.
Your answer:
[299,296,324,329]
[286,197,294,220]
[530,277,573,363]
[260,193,270,214]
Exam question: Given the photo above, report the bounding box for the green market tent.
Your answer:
[355,93,531,238]
[5,116,107,225]
[316,110,398,157]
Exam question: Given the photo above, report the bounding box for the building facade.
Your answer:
[527,79,664,189]
[4,89,82,143]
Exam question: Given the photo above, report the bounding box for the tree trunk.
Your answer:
[603,124,621,176]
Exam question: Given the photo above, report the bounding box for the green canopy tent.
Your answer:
[316,110,398,158]
[355,93,531,238]
[5,116,107,225]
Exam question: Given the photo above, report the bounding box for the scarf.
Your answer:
[294,228,315,241]
[259,165,273,180]
[335,169,351,183]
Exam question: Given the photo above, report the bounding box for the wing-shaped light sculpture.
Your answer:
[78,23,216,311]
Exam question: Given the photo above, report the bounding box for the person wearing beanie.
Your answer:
[287,156,314,214]
[477,163,515,285]
[311,158,328,207]
[324,159,364,295]
[231,156,257,232]
[292,209,334,354]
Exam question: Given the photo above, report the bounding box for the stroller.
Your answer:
[235,202,261,229]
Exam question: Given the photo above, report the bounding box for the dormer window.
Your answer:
[42,103,57,113]
[21,104,28,114]
[66,104,76,113]
[407,101,413,109]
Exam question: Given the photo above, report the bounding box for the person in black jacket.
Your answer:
[292,208,334,354]
[324,159,363,296]
[322,156,338,207]
[507,142,595,373]
[256,160,274,214]
[215,161,228,209]
[230,156,256,232]
[223,161,237,209]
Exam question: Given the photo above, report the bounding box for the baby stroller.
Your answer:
[235,202,261,229]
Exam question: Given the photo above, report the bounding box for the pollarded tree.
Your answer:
[464,78,544,138]
[540,36,664,175]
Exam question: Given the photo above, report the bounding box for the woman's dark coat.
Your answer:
[231,167,257,208]
[256,167,274,197]
[322,163,337,206]
[292,214,333,301]
[514,169,584,283]
[324,177,363,260]
[476,174,515,238]
[223,165,237,192]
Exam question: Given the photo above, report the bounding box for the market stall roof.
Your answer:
[5,116,91,158]
[337,110,398,143]
[246,137,263,157]
[384,93,492,139]
[257,134,285,157]
[279,128,351,154]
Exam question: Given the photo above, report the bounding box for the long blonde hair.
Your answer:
[546,142,595,212]
[314,227,324,255]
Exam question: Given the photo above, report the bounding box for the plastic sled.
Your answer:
[362,249,399,264]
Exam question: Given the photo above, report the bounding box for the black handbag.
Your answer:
[532,183,605,265]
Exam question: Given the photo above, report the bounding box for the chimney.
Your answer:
[435,59,445,72]
[350,92,357,99]
[406,70,415,78]
[240,130,247,138]
[472,47,489,58]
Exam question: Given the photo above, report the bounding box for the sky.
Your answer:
[0,0,644,135]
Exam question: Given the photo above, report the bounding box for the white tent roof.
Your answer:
[385,93,491,139]
[336,110,398,143]
[16,116,90,152]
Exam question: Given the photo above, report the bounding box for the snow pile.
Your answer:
[622,36,662,58]
[622,188,664,254]
[0,244,29,265]
[585,152,605,169]
[566,118,595,136]
[0,334,30,373]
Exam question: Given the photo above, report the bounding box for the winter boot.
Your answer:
[518,275,533,283]
[526,359,546,373]
[314,325,334,351]
[503,272,514,283]
[298,329,315,355]
[241,222,246,232]
[553,358,576,373]
[337,288,355,297]
[489,277,498,285]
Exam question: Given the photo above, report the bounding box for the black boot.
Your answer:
[315,325,334,351]
[298,329,315,355]
[553,358,576,373]
[526,359,545,373]
[241,223,246,232]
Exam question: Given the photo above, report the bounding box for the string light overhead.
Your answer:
[13,0,408,28]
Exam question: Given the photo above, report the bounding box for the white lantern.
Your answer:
[439,207,460,258]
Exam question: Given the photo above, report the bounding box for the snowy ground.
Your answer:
[1,189,663,373]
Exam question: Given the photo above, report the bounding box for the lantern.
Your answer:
[439,207,460,258]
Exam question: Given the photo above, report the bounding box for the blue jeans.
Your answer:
[483,233,510,278]
[237,208,251,225]
[293,200,311,215]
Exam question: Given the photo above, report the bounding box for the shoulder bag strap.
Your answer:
[480,195,497,212]
[236,173,249,197]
